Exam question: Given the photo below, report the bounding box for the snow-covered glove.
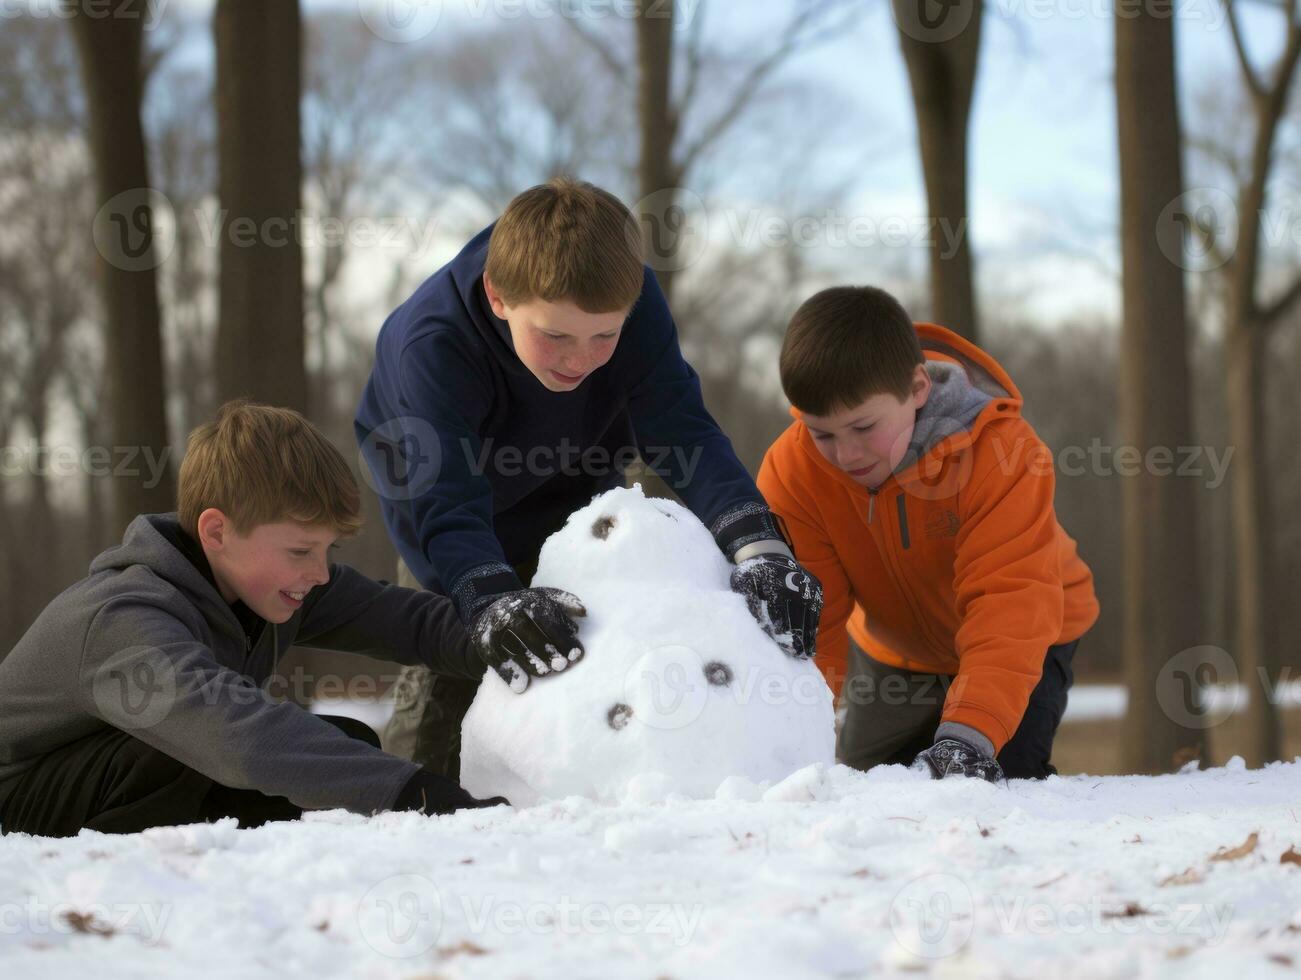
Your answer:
[729,554,823,660]
[470,587,586,693]
[912,736,1004,783]
[392,767,509,815]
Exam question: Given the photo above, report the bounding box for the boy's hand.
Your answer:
[912,737,1004,783]
[729,554,823,660]
[393,768,510,815]
[471,587,586,693]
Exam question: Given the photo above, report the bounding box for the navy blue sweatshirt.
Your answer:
[355,224,778,618]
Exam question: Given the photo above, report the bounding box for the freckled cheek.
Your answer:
[587,340,618,370]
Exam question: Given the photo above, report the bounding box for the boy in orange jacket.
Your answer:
[758,286,1098,781]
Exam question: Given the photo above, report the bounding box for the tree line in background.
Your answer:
[1,0,1299,772]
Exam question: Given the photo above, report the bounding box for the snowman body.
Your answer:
[459,485,836,805]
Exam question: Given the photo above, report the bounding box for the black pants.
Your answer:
[836,639,1080,779]
[0,715,380,838]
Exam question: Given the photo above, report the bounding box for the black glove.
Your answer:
[912,737,1004,783]
[393,768,510,815]
[729,554,823,660]
[470,587,586,693]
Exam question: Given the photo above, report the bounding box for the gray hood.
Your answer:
[894,360,995,475]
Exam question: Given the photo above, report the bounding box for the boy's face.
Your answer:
[196,509,337,623]
[484,274,627,392]
[801,364,932,489]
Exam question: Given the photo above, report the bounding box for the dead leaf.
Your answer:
[1160,868,1205,887]
[850,867,878,879]
[1280,847,1301,867]
[1210,832,1259,862]
[1102,903,1147,919]
[439,940,487,958]
[60,911,114,937]
[1270,955,1294,968]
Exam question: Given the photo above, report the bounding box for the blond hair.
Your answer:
[485,177,645,313]
[178,399,362,538]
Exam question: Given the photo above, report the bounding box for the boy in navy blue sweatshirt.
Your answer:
[356,178,823,773]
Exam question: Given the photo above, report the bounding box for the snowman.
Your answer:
[459,485,836,805]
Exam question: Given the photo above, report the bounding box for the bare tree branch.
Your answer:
[677,0,860,175]
[678,0,709,123]
[1223,0,1266,101]
[556,6,631,83]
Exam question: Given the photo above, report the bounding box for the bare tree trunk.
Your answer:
[68,13,175,535]
[1218,2,1301,765]
[635,0,680,303]
[1115,4,1205,772]
[892,0,982,342]
[1225,314,1276,763]
[214,0,307,411]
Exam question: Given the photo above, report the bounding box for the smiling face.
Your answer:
[483,274,627,392]
[196,508,337,622]
[801,364,932,488]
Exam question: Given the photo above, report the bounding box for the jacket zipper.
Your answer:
[862,484,950,661]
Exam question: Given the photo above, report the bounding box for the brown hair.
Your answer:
[485,177,645,313]
[178,399,363,538]
[779,286,923,414]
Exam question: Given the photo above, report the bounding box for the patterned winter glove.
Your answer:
[470,587,586,693]
[393,767,509,815]
[729,554,824,660]
[912,736,1004,783]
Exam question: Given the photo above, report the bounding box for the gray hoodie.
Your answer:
[0,514,485,816]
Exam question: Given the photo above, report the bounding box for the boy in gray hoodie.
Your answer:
[0,401,527,837]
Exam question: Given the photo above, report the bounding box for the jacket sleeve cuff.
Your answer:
[450,561,524,622]
[709,501,787,562]
[935,721,995,760]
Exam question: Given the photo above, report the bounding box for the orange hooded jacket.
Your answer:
[757,323,1099,753]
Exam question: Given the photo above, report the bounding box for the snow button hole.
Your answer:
[607,703,633,730]
[704,661,733,687]
[592,515,616,540]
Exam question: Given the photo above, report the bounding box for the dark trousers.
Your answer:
[836,639,1080,779]
[0,715,380,838]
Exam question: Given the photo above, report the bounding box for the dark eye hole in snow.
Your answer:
[591,515,616,539]
[607,703,633,730]
[657,509,677,522]
[703,661,733,687]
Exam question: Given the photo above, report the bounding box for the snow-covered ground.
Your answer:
[4,758,1301,979]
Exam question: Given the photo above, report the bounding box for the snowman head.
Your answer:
[531,484,732,594]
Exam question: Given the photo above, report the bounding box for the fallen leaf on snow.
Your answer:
[1210,832,1259,862]
[1160,868,1205,887]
